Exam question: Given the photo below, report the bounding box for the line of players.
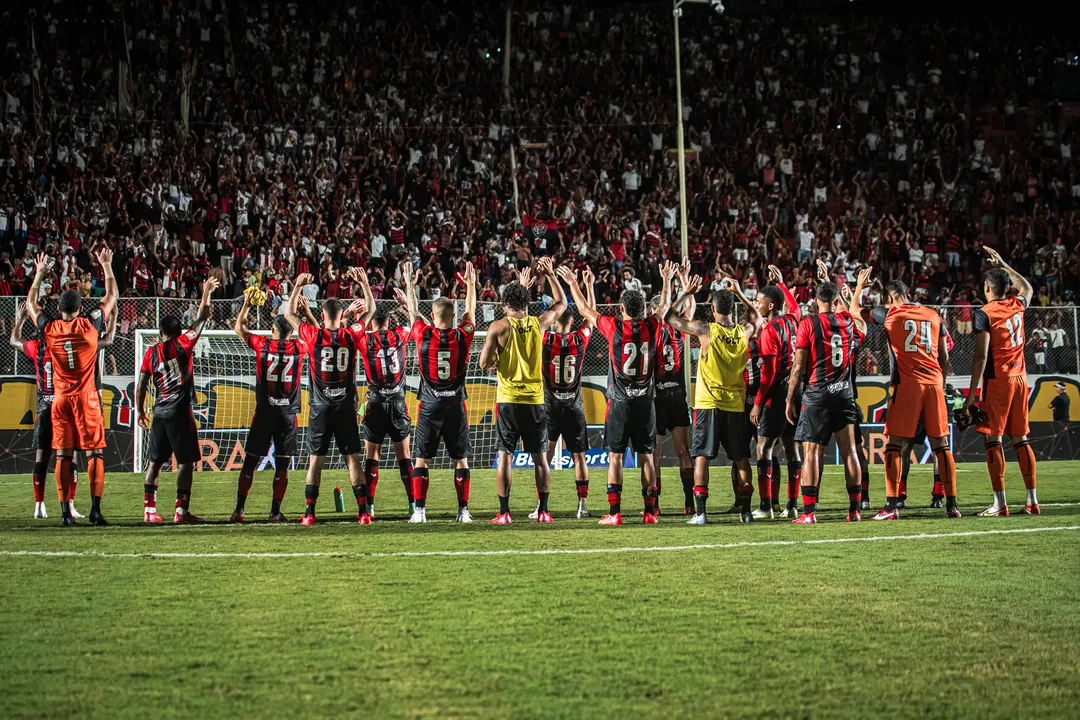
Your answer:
[17,243,1040,524]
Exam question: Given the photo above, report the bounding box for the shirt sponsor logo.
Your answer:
[656,380,682,390]
[324,388,346,399]
[827,381,849,394]
[268,397,291,407]
[552,391,576,401]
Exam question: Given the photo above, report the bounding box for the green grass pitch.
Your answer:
[1,461,1078,719]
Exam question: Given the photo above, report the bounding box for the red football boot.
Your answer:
[143,510,165,523]
[598,513,623,526]
[357,512,373,525]
[871,507,900,521]
[491,512,512,525]
[792,511,817,524]
[173,511,205,524]
[536,511,553,523]
[299,513,317,526]
[1021,504,1040,515]
[229,511,245,523]
[643,512,659,524]
[845,510,861,522]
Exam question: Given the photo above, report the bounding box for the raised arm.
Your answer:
[769,264,800,319]
[677,261,697,322]
[9,300,29,353]
[848,266,875,323]
[461,261,477,327]
[664,275,709,337]
[25,253,51,325]
[285,272,313,328]
[398,262,425,325]
[348,266,378,325]
[98,303,119,348]
[556,265,599,326]
[479,318,508,370]
[536,257,567,328]
[233,290,254,345]
[984,246,1034,306]
[189,276,221,342]
[96,247,118,319]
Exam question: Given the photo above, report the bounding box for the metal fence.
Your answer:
[2,296,1079,380]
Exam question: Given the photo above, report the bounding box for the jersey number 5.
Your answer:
[903,320,934,354]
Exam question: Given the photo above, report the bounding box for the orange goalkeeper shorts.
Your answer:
[51,392,106,451]
[884,383,949,439]
[977,376,1030,437]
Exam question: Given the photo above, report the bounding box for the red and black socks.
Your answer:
[693,485,709,516]
[271,464,288,515]
[32,459,47,503]
[800,485,818,514]
[576,479,589,499]
[304,484,319,516]
[454,469,471,510]
[352,483,370,515]
[606,483,622,515]
[412,467,430,509]
[771,457,782,503]
[398,459,415,502]
[364,459,380,505]
[642,487,658,516]
[756,459,773,511]
[679,467,694,508]
[846,484,862,512]
[236,457,256,514]
[787,461,802,509]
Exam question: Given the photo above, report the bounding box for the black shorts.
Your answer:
[496,403,548,454]
[655,393,690,436]
[691,408,750,461]
[758,384,799,439]
[32,405,53,452]
[745,402,759,443]
[147,410,200,465]
[414,398,471,460]
[307,402,362,457]
[363,396,412,445]
[246,410,298,458]
[547,403,589,453]
[795,391,861,445]
[913,419,928,446]
[854,404,865,444]
[604,398,657,455]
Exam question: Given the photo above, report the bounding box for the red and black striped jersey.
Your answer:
[743,335,761,402]
[794,312,865,391]
[597,315,662,401]
[411,319,474,401]
[249,335,307,413]
[140,331,198,419]
[655,322,685,396]
[298,322,365,407]
[358,326,410,399]
[22,338,54,409]
[760,314,799,380]
[542,327,592,406]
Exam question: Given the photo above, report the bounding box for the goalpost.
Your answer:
[133,328,497,473]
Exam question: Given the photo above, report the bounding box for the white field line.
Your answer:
[0,525,1076,561]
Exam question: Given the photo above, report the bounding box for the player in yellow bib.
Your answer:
[480,257,567,524]
[664,274,754,524]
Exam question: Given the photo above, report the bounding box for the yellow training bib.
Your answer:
[496,315,544,404]
[695,322,748,412]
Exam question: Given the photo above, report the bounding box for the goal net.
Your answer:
[133,325,494,473]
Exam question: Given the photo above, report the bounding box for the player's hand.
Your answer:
[816,259,829,283]
[660,261,676,282]
[677,258,691,286]
[14,299,26,320]
[354,266,370,286]
[203,275,221,296]
[137,411,150,430]
[295,272,314,288]
[33,253,52,277]
[556,265,578,286]
[983,246,1004,267]
[839,283,853,303]
[463,261,477,286]
[536,256,554,276]
[95,246,113,268]
[767,265,783,285]
[401,262,415,287]
[345,298,366,317]
[517,266,536,290]
[684,274,703,295]
[785,397,798,426]
[855,266,873,289]
[581,266,595,287]
[750,404,762,427]
[393,288,409,306]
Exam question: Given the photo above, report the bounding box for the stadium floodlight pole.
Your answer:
[673,0,722,400]
[504,1,522,224]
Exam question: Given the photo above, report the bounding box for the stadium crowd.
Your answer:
[1,1,1079,349]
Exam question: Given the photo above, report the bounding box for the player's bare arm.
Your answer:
[96,246,118,319]
[677,260,696,321]
[938,330,953,378]
[348,266,378,325]
[984,246,1034,305]
[25,253,52,325]
[284,272,312,328]
[848,266,876,323]
[233,290,254,345]
[461,261,477,327]
[581,267,598,329]
[963,331,990,414]
[189,276,221,341]
[556,266,599,326]
[343,298,368,323]
[135,370,152,430]
[718,266,759,330]
[9,300,28,354]
[98,303,119,348]
[536,257,568,328]
[479,318,508,370]
[399,263,428,326]
[786,347,807,426]
[838,283,867,333]
[664,275,709,338]
[770,264,801,319]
